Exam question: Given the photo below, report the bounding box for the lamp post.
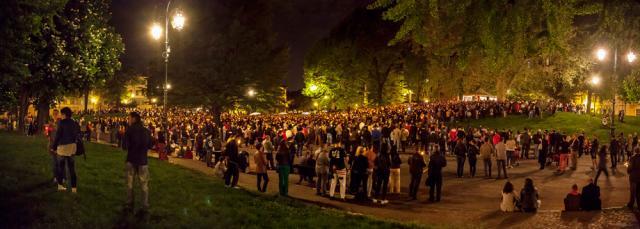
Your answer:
[595,47,635,136]
[150,0,185,112]
[150,0,185,151]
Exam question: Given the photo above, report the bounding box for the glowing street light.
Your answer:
[90,96,99,104]
[151,98,158,103]
[596,48,607,61]
[627,52,637,63]
[313,102,319,107]
[150,23,162,40]
[310,84,318,91]
[247,89,256,97]
[166,84,172,90]
[171,11,186,30]
[590,75,601,85]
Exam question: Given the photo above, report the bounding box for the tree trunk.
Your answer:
[586,90,592,114]
[211,104,223,141]
[17,89,29,132]
[83,88,89,113]
[35,100,50,135]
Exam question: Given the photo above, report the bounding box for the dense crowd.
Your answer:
[9,99,640,213]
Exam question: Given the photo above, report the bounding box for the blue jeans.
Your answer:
[51,154,63,180]
[57,156,77,188]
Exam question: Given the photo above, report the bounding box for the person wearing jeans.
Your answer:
[51,107,80,193]
[254,144,269,192]
[123,112,153,212]
[275,141,291,196]
[315,145,329,195]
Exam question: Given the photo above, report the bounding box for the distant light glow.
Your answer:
[596,48,607,61]
[166,84,172,90]
[627,52,637,63]
[150,23,162,40]
[309,84,318,91]
[590,75,601,85]
[247,89,256,97]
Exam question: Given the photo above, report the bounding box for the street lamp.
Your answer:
[594,47,636,136]
[310,84,318,91]
[150,23,162,40]
[150,0,186,151]
[596,48,607,61]
[590,75,601,85]
[171,11,185,31]
[628,52,637,63]
[149,0,185,112]
[247,89,256,97]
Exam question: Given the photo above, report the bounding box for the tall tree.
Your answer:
[176,0,288,124]
[303,8,407,108]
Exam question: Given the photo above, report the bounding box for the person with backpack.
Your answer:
[408,150,426,200]
[51,107,81,193]
[122,112,153,212]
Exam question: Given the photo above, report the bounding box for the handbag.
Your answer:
[75,137,86,159]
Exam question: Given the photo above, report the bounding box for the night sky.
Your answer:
[110,0,370,90]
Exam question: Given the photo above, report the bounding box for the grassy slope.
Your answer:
[463,112,639,141]
[0,132,422,229]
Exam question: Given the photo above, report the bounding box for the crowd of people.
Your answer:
[8,99,639,214]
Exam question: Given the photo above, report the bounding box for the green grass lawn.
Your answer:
[0,132,422,229]
[463,112,639,142]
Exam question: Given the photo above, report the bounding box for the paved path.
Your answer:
[153,146,639,228]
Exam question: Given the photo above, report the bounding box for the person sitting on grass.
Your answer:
[520,178,540,213]
[500,181,519,212]
[563,184,581,211]
[580,178,602,211]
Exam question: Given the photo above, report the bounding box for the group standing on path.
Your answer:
[38,100,640,215]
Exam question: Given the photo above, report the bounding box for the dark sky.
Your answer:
[110,0,370,90]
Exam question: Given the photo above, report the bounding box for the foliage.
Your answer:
[175,0,288,122]
[367,0,613,101]
[0,0,123,128]
[622,70,640,102]
[303,8,407,108]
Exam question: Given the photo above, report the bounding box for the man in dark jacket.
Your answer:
[408,151,426,200]
[427,150,447,202]
[467,140,479,177]
[454,139,466,178]
[51,107,80,193]
[610,136,619,168]
[224,136,240,188]
[627,148,640,209]
[123,112,153,212]
[580,178,601,211]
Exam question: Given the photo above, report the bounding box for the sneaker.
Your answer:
[57,184,67,191]
[372,199,378,203]
[71,188,77,193]
[381,200,389,204]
